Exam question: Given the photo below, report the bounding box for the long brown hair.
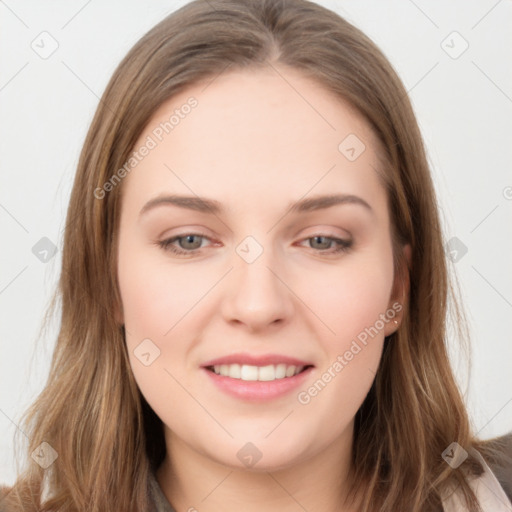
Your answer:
[1,1,506,510]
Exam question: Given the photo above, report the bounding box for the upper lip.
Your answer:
[201,353,314,368]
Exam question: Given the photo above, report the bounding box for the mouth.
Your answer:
[204,363,314,382]
[200,354,316,401]
[202,364,315,402]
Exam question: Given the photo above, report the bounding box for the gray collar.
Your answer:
[148,468,177,512]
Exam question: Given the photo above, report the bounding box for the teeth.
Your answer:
[285,365,296,377]
[211,363,305,381]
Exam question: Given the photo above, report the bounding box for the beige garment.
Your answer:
[441,448,512,512]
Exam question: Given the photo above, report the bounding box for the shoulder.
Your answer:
[441,432,512,512]
[481,431,512,504]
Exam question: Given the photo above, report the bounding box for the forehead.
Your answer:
[122,65,387,219]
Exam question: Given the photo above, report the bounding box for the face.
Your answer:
[116,65,408,471]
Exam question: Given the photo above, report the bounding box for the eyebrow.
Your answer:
[139,193,374,217]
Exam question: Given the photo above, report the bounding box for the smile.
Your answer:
[202,365,315,401]
[207,363,311,381]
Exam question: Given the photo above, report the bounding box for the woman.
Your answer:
[1,0,511,511]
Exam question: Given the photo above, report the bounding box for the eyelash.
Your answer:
[156,232,353,257]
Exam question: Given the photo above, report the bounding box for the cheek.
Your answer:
[118,247,206,340]
[297,274,392,432]
[300,251,395,342]
[118,243,221,407]
[299,249,394,411]
[118,249,201,424]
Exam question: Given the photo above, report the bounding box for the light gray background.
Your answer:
[1,0,511,485]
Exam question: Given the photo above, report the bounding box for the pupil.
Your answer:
[182,235,201,249]
[314,236,329,249]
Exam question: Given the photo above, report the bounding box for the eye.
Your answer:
[157,233,213,257]
[156,233,352,258]
[298,235,353,255]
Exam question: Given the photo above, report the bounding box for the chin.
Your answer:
[206,437,310,473]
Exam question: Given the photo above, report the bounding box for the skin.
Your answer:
[116,64,410,512]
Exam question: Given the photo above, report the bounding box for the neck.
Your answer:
[156,424,359,512]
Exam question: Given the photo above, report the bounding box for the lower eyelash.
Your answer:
[157,235,352,256]
[321,238,352,254]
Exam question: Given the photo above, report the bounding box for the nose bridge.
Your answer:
[222,234,293,328]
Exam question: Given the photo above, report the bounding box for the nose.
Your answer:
[220,245,294,333]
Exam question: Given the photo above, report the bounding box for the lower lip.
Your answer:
[201,366,314,402]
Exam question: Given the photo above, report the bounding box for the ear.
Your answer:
[383,243,411,337]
